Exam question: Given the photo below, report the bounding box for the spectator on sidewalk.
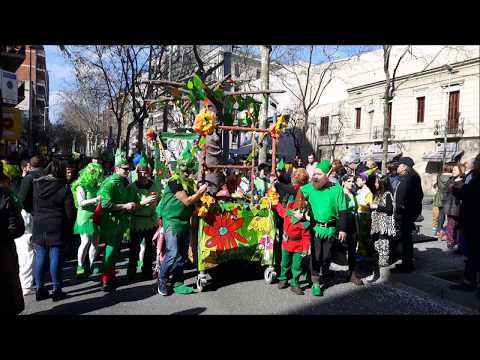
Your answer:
[0,163,25,315]
[305,153,318,180]
[18,155,45,213]
[450,153,480,295]
[32,159,76,302]
[444,164,464,249]
[432,164,452,238]
[386,161,400,195]
[390,157,423,274]
[341,174,363,286]
[369,174,396,281]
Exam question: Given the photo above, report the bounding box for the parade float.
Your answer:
[143,73,286,291]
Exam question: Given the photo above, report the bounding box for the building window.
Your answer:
[447,90,460,133]
[387,102,392,128]
[256,69,261,79]
[320,116,329,136]
[416,97,425,123]
[355,107,361,129]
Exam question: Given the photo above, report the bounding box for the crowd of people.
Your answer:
[1,147,479,314]
[431,157,480,293]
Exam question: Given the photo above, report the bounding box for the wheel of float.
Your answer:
[264,267,274,284]
[196,277,204,292]
[196,277,207,292]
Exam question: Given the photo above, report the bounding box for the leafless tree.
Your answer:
[273,46,338,132]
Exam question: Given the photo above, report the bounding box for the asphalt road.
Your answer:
[21,205,475,315]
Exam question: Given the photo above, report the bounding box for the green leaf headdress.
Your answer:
[114,149,128,167]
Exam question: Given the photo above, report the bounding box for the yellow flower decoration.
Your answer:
[198,206,209,218]
[248,216,272,233]
[200,194,215,207]
[193,101,216,136]
[269,115,287,139]
[266,189,280,206]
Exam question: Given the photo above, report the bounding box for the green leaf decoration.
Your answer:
[212,89,223,102]
[258,209,269,217]
[193,74,204,89]
[187,80,194,90]
[199,137,206,146]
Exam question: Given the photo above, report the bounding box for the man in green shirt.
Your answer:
[156,157,207,296]
[98,149,137,292]
[295,160,348,296]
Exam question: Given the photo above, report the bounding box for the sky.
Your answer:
[45,45,75,123]
[44,45,382,123]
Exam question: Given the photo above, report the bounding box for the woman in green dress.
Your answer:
[72,162,104,277]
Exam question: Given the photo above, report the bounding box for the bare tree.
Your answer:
[381,45,451,172]
[273,46,337,154]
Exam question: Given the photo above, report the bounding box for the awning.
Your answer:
[422,150,463,162]
[360,152,402,162]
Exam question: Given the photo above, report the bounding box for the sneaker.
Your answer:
[35,287,50,301]
[311,283,323,297]
[277,280,289,289]
[91,264,101,275]
[23,288,35,296]
[173,282,193,295]
[390,264,414,274]
[158,286,170,296]
[102,282,116,293]
[290,285,304,295]
[350,273,364,286]
[52,289,68,302]
[76,265,86,278]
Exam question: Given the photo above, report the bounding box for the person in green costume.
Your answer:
[156,151,207,296]
[98,149,137,292]
[126,153,162,280]
[72,162,105,278]
[294,159,348,296]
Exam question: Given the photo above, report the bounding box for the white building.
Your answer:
[280,46,479,196]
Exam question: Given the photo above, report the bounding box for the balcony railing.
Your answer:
[372,126,395,140]
[433,117,464,137]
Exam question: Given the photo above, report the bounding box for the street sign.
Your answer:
[1,70,18,105]
[1,107,22,141]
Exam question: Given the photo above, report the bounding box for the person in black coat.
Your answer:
[18,155,45,213]
[450,153,480,294]
[0,164,25,315]
[390,157,423,273]
[32,159,76,302]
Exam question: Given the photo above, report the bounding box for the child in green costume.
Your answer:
[72,162,105,277]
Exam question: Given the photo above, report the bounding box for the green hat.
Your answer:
[114,149,128,167]
[102,151,114,163]
[316,159,332,174]
[138,152,149,168]
[277,158,285,171]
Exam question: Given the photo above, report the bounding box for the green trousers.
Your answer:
[278,250,305,287]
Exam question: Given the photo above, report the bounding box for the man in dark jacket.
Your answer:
[450,154,480,294]
[32,159,76,301]
[391,157,423,274]
[0,163,25,315]
[18,155,45,213]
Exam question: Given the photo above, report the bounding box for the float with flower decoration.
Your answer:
[142,72,286,291]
